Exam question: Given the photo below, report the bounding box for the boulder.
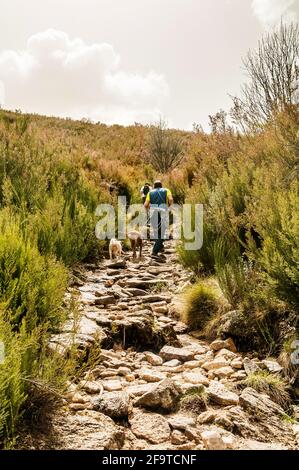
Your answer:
[160,346,194,362]
[182,370,210,386]
[201,430,227,450]
[134,378,182,411]
[129,409,171,444]
[52,410,124,450]
[239,387,285,417]
[92,391,131,418]
[207,381,239,406]
[138,369,166,383]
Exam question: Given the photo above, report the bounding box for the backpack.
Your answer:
[143,185,150,196]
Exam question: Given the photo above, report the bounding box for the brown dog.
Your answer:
[128,230,143,259]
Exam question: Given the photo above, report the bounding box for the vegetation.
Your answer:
[0,20,298,446]
[244,371,291,410]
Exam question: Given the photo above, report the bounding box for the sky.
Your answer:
[0,0,298,130]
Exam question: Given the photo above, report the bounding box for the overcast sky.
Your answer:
[0,0,298,129]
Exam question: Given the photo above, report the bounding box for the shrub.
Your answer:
[182,281,221,330]
[0,210,67,330]
[244,371,291,410]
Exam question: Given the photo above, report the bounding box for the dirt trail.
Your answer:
[39,241,298,450]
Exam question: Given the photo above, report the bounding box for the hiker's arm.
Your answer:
[144,193,150,209]
[167,190,174,207]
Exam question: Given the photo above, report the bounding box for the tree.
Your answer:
[231,22,299,130]
[147,118,184,173]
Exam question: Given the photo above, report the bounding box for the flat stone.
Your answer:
[129,409,171,444]
[160,346,194,362]
[202,358,229,371]
[163,359,181,367]
[106,260,127,269]
[213,366,234,379]
[138,369,166,383]
[207,381,239,405]
[102,380,123,392]
[126,384,154,398]
[182,370,210,386]
[145,352,163,366]
[240,439,289,451]
[168,415,196,430]
[95,295,116,306]
[262,360,283,374]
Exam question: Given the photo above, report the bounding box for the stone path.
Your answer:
[47,241,299,451]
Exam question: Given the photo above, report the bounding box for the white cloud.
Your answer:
[252,0,298,28]
[0,29,169,124]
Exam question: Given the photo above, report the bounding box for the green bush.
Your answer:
[182,281,221,330]
[0,210,67,330]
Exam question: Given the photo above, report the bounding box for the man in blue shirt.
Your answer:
[144,180,173,257]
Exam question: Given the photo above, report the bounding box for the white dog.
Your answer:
[109,239,122,260]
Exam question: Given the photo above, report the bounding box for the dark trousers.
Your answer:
[151,212,166,255]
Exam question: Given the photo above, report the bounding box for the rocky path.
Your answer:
[46,241,299,451]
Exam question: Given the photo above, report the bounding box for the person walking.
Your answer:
[140,183,152,204]
[144,180,173,257]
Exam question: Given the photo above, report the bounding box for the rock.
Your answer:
[95,295,116,306]
[202,358,229,371]
[215,348,237,361]
[92,391,130,418]
[129,409,171,444]
[141,295,172,303]
[106,260,127,269]
[197,410,217,424]
[126,288,148,297]
[239,387,285,417]
[231,358,243,369]
[138,369,166,383]
[53,410,124,450]
[262,359,283,374]
[207,381,239,406]
[145,352,163,366]
[163,359,181,367]
[184,360,204,370]
[182,370,210,386]
[102,380,123,392]
[118,367,132,376]
[201,430,227,450]
[213,366,234,379]
[126,384,154,397]
[168,415,196,430]
[160,346,194,362]
[231,371,247,380]
[210,338,237,353]
[240,440,289,451]
[125,374,135,383]
[134,378,182,411]
[69,403,89,411]
[243,357,262,375]
[171,430,187,445]
[80,381,103,394]
[153,306,169,314]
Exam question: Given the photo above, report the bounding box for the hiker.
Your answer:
[140,183,152,205]
[144,180,173,257]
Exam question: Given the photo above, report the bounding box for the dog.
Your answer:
[128,230,143,259]
[109,238,122,260]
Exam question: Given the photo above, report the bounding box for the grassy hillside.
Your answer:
[0,23,298,444]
